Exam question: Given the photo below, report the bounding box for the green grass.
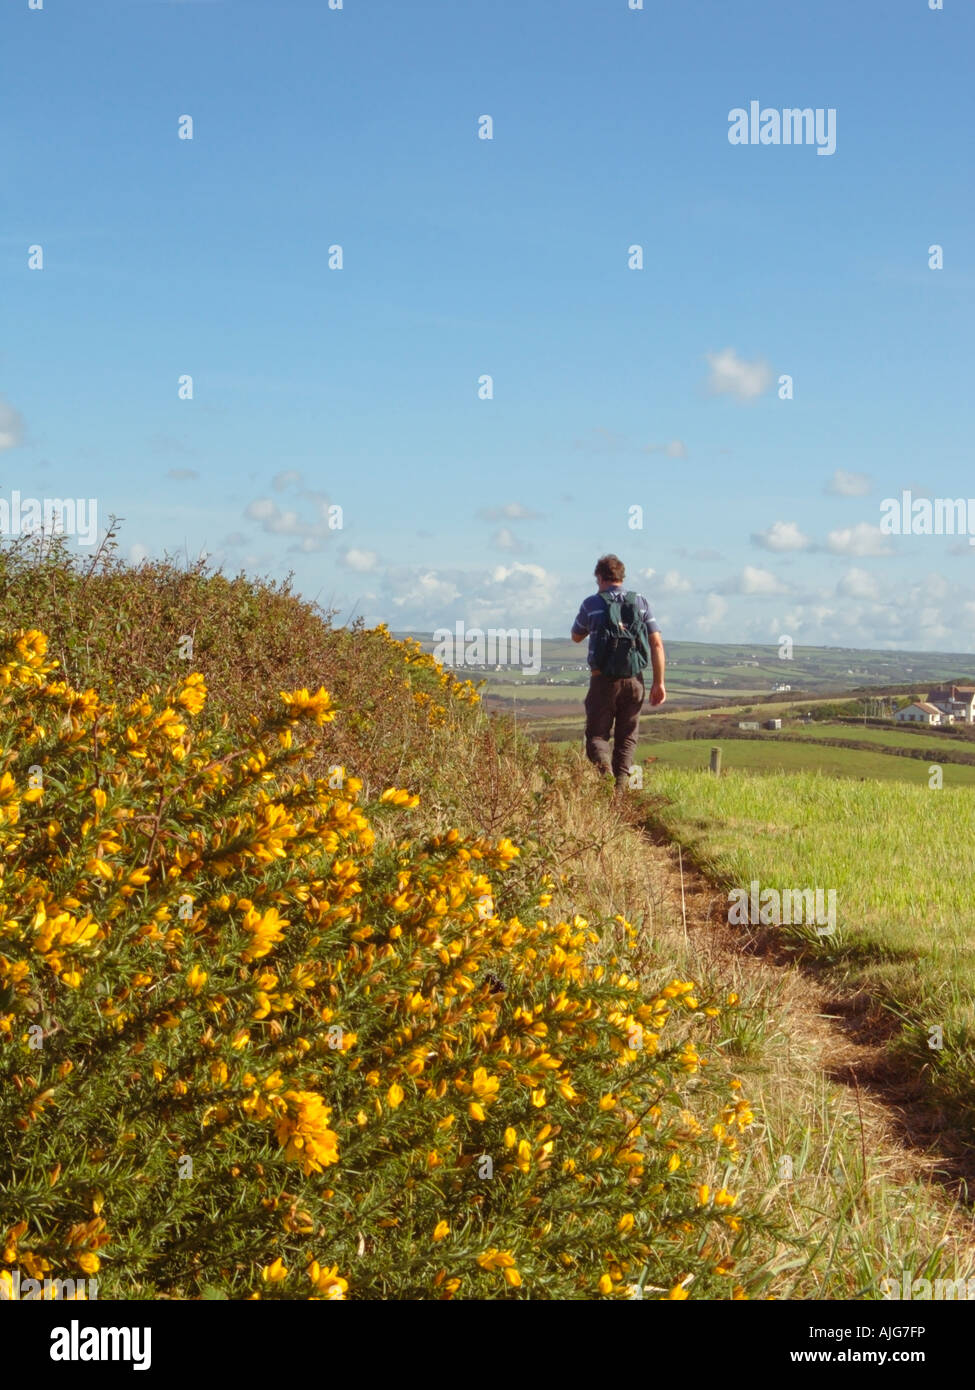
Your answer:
[787,722,975,756]
[637,736,975,786]
[643,766,975,1135]
[484,681,586,701]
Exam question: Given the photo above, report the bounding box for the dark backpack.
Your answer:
[591,591,652,679]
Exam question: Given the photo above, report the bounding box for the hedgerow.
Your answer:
[0,626,766,1300]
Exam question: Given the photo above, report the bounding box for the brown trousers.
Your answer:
[584,672,645,778]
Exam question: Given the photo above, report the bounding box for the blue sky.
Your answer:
[3,0,973,650]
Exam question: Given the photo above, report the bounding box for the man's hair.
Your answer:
[594,554,625,583]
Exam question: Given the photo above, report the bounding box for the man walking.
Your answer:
[571,554,666,792]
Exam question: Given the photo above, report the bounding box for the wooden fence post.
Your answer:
[709,747,722,776]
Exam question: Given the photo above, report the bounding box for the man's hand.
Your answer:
[649,682,666,707]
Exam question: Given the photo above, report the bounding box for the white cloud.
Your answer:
[490,527,530,555]
[386,569,462,614]
[722,566,789,595]
[246,498,277,522]
[0,397,24,452]
[751,520,811,552]
[837,567,880,600]
[243,473,338,552]
[910,572,949,603]
[916,607,950,643]
[629,575,975,651]
[380,561,561,633]
[477,502,542,521]
[489,562,549,586]
[644,439,688,459]
[695,593,729,633]
[704,348,773,402]
[826,469,871,497]
[340,548,378,573]
[129,543,149,565]
[166,468,199,481]
[658,569,692,594]
[826,523,893,557]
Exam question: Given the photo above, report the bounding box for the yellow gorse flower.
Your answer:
[186,965,207,994]
[272,1091,339,1175]
[279,687,335,725]
[239,906,288,963]
[477,1248,516,1272]
[176,674,207,715]
[307,1262,348,1300]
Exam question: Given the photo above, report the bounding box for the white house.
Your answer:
[928,684,975,724]
[894,701,943,725]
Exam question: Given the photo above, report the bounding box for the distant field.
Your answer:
[644,766,975,1130]
[400,631,975,693]
[637,736,975,785]
[521,697,887,743]
[641,694,863,722]
[484,682,586,702]
[787,722,974,756]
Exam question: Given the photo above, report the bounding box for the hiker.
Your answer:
[570,554,666,792]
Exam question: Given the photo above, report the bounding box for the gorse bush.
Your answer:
[0,532,482,802]
[0,625,765,1300]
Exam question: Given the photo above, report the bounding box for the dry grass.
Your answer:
[506,743,975,1298]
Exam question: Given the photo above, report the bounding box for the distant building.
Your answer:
[927,684,975,724]
[772,682,791,693]
[738,720,759,731]
[894,701,944,726]
[764,718,782,730]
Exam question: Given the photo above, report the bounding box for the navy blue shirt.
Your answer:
[572,588,660,669]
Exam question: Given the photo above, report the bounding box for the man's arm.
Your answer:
[570,600,590,643]
[648,631,666,706]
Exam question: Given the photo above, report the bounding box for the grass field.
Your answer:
[787,722,975,756]
[637,736,975,786]
[644,766,975,1133]
[484,682,587,701]
[521,694,872,738]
